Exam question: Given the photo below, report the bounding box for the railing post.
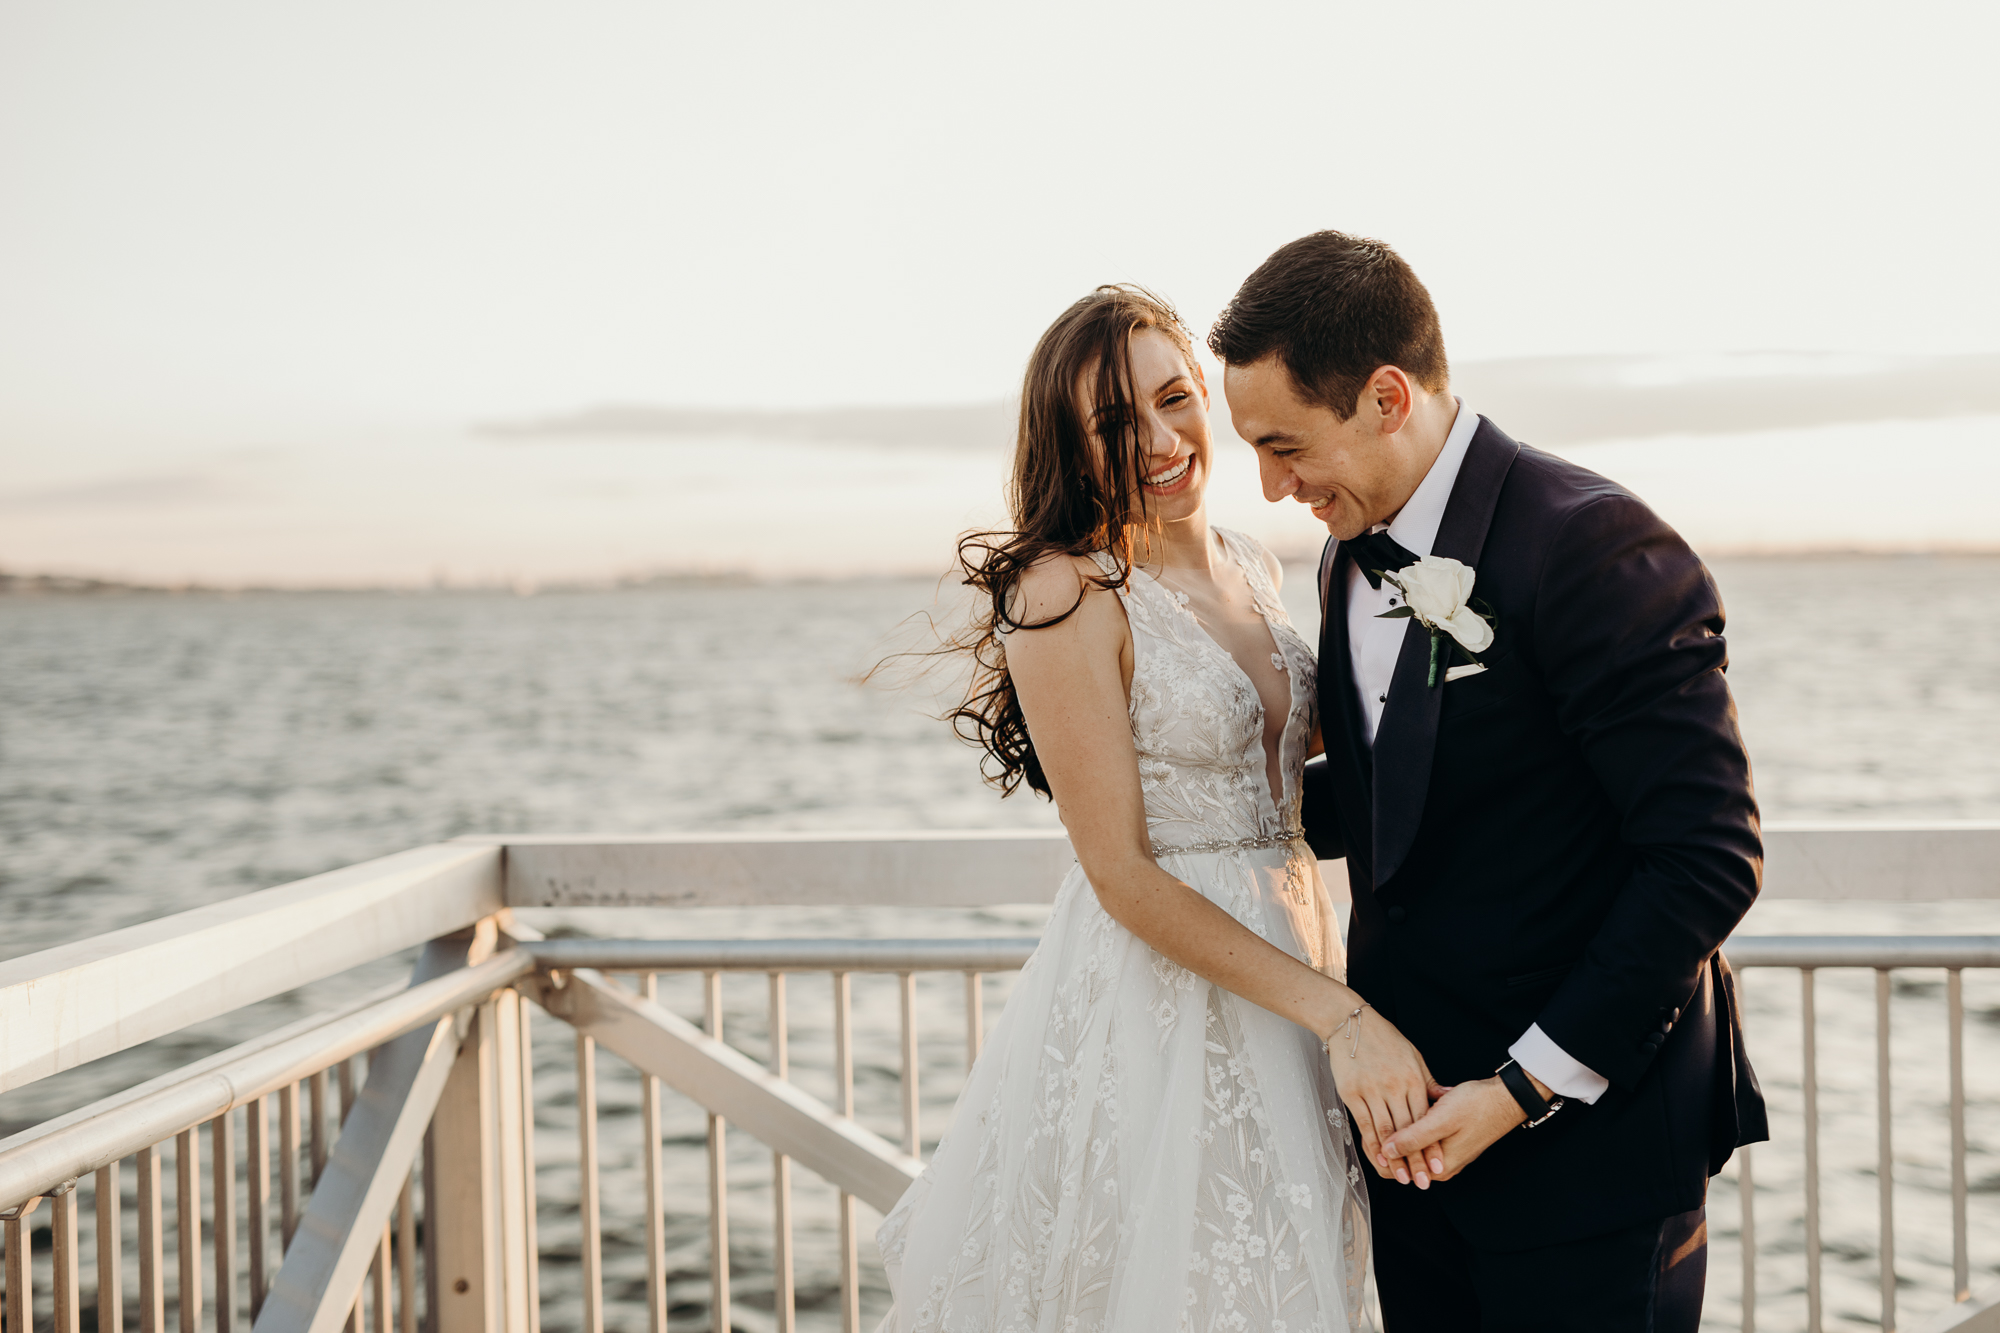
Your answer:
[214,1113,238,1333]
[1801,968,1822,1333]
[704,972,730,1333]
[511,993,540,1333]
[3,1195,41,1333]
[491,990,535,1333]
[574,1029,602,1333]
[1876,968,1896,1333]
[138,1145,164,1333]
[419,924,530,1333]
[898,973,919,1158]
[767,972,795,1333]
[176,1128,201,1333]
[247,1097,270,1322]
[429,1002,498,1333]
[1948,967,1969,1304]
[96,1163,123,1333]
[832,971,859,1333]
[640,974,669,1333]
[54,1179,81,1333]
[1738,1146,1755,1333]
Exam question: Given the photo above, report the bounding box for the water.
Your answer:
[3,555,1999,1331]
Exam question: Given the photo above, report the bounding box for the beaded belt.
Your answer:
[1150,827,1306,857]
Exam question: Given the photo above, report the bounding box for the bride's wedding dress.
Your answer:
[878,528,1370,1333]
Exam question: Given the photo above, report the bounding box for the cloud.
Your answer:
[479,402,1015,451]
[1453,353,2000,447]
[479,354,2000,457]
[0,471,233,512]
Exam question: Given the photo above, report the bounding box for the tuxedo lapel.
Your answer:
[1370,418,1523,886]
[1315,535,1374,863]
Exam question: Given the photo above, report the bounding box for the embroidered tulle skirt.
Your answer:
[876,838,1370,1333]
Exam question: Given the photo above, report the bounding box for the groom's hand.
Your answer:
[1380,1070,1551,1183]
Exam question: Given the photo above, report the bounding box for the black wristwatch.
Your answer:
[1495,1059,1565,1128]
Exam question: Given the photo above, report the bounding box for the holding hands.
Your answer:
[1321,1004,1450,1189]
[1378,1072,1545,1184]
[1326,1007,1553,1190]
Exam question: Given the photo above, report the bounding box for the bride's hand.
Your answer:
[1323,1007,1445,1189]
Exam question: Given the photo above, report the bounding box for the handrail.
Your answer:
[0,949,534,1212]
[0,843,503,1095]
[480,822,2000,908]
[0,977,405,1153]
[526,937,1042,972]
[528,934,2000,974]
[3,824,1993,1102]
[1725,935,2000,968]
[481,828,1080,909]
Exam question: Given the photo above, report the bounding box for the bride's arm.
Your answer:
[1005,555,1441,1187]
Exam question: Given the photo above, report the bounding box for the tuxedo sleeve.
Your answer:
[1527,493,1763,1093]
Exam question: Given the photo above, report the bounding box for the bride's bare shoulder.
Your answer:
[1006,552,1125,635]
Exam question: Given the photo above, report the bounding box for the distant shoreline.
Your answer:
[9,545,2000,597]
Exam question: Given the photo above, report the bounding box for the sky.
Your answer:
[2,1,1997,583]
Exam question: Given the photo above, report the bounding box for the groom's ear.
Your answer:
[1363,364,1416,436]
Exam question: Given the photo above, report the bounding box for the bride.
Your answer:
[877,285,1440,1332]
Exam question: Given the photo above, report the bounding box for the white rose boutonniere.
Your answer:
[1378,554,1497,687]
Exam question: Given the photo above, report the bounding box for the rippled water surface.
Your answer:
[3,555,1999,1332]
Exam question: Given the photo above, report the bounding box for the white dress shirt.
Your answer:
[1343,399,1610,1105]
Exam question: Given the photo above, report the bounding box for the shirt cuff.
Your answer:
[1509,1024,1610,1105]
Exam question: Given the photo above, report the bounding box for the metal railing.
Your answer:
[1722,938,2000,1333]
[1,826,1997,1333]
[523,937,1035,1333]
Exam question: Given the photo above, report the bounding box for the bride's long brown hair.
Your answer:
[949,284,1198,799]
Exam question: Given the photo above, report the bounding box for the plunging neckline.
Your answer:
[1128,532,1304,832]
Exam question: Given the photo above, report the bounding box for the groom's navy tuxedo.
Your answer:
[1302,416,1768,1273]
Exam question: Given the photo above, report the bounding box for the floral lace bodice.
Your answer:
[1092,528,1318,855]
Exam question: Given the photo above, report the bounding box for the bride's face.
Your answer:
[1076,326,1212,526]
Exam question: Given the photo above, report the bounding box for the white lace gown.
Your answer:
[877,528,1370,1333]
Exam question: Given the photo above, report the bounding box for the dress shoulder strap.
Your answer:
[1215,527,1290,623]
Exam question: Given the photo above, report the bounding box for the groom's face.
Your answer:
[1224,357,1418,541]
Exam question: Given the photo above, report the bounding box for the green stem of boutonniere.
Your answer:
[1427,629,1442,687]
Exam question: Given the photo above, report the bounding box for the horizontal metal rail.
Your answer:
[478,821,2000,907]
[0,844,503,1097]
[0,950,534,1212]
[527,934,2000,974]
[1724,935,2000,968]
[526,937,1041,973]
[4,823,1992,1096]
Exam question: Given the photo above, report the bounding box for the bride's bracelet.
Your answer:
[1323,1003,1372,1060]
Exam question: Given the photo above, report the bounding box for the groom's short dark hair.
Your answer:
[1208,231,1449,420]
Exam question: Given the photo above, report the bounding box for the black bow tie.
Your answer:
[1344,530,1419,590]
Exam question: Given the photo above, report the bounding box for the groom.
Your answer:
[1210,232,1768,1332]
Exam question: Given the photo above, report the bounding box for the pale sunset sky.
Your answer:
[2,2,1996,584]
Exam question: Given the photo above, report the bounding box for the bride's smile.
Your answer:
[1141,454,1193,494]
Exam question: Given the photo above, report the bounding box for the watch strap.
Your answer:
[1497,1059,1552,1122]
